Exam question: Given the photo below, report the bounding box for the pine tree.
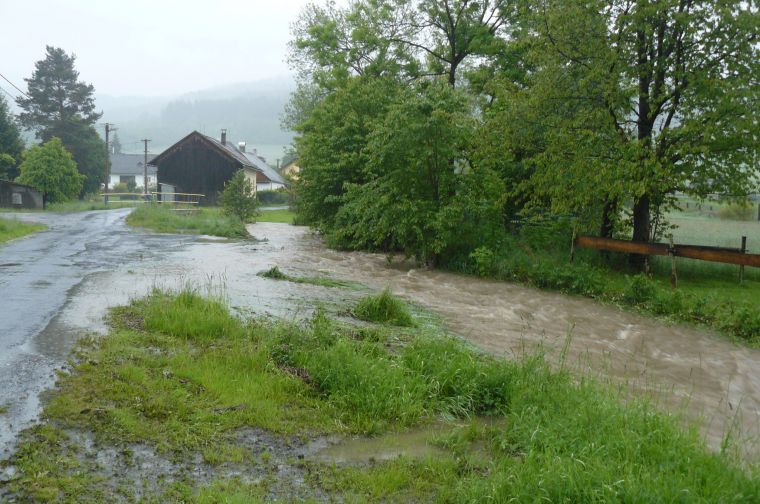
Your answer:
[17,46,105,195]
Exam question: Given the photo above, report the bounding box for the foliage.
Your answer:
[287,0,759,271]
[256,189,289,205]
[16,46,106,195]
[0,95,24,180]
[16,137,83,205]
[354,288,415,327]
[219,170,259,222]
[126,205,249,238]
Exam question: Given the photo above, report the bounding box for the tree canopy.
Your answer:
[288,0,759,269]
[16,137,84,205]
[17,46,105,195]
[0,95,24,181]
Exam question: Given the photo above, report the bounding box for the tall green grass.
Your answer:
[0,217,46,244]
[126,204,248,238]
[353,289,415,327]
[8,290,759,502]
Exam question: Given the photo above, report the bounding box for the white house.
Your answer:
[108,153,157,191]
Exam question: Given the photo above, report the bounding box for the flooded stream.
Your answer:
[2,211,759,461]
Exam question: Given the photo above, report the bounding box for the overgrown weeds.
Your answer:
[5,289,759,502]
[353,288,415,327]
[126,204,249,238]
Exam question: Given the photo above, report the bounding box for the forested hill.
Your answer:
[97,76,295,162]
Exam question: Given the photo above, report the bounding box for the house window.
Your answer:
[120,175,136,185]
[12,193,22,205]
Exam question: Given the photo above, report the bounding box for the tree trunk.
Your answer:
[600,197,617,238]
[630,194,651,270]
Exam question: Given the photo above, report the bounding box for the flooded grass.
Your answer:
[126,204,249,238]
[0,217,46,244]
[354,288,415,327]
[258,265,364,289]
[3,289,759,502]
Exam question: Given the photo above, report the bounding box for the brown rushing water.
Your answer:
[2,212,759,460]
[250,223,760,458]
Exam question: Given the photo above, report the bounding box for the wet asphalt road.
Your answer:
[0,209,193,458]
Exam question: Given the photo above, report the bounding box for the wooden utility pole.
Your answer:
[141,139,151,196]
[104,123,116,204]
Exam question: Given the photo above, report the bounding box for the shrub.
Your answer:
[623,274,657,305]
[354,289,415,327]
[219,170,259,222]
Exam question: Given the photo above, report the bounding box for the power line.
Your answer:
[0,83,17,100]
[0,72,28,99]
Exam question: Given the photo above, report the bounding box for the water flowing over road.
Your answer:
[1,210,759,460]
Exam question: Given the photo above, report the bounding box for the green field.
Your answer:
[0,216,46,244]
[258,208,296,224]
[4,288,758,502]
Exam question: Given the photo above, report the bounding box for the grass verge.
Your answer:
[0,216,46,244]
[258,265,363,289]
[126,204,248,238]
[3,289,758,502]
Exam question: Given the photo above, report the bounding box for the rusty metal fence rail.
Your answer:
[571,234,759,286]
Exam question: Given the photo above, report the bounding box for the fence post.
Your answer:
[570,225,577,263]
[757,203,760,222]
[740,236,747,284]
[668,234,677,288]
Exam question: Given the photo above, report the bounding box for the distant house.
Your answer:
[281,158,300,181]
[148,131,286,204]
[109,153,157,190]
[0,180,43,209]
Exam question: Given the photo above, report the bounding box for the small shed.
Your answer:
[0,180,43,209]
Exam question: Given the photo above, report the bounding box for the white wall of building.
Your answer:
[108,174,157,191]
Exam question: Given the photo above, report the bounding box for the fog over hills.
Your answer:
[97,76,296,165]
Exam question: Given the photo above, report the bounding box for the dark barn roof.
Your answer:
[110,153,157,176]
[149,131,285,185]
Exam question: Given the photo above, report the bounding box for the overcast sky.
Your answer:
[0,0,320,98]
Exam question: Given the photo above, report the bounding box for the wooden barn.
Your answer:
[148,130,285,205]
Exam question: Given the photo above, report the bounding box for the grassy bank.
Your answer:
[0,216,46,244]
[3,289,757,502]
[126,205,248,238]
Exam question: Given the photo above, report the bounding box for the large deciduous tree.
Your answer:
[16,137,84,206]
[17,46,105,195]
[0,95,24,181]
[524,0,759,266]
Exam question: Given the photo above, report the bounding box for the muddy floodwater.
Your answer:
[1,209,760,461]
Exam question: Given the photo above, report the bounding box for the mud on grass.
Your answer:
[3,289,760,502]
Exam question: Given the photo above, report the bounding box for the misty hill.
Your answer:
[97,76,296,163]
